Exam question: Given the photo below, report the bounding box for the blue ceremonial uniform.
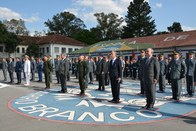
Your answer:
[15,61,22,84]
[37,61,43,81]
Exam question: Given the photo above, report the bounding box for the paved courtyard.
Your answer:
[0,71,195,131]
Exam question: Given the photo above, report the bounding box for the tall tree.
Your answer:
[122,0,156,38]
[26,43,39,58]
[94,12,124,40]
[45,11,86,37]
[3,19,29,36]
[167,22,183,33]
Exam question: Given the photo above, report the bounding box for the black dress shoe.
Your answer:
[45,87,50,89]
[96,88,101,91]
[108,100,115,103]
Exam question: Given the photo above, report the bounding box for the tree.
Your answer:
[3,19,29,36]
[26,43,39,58]
[45,11,86,37]
[94,12,124,40]
[167,22,183,33]
[122,0,156,38]
[156,31,169,35]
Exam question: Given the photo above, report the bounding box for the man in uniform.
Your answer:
[58,53,69,93]
[185,51,196,97]
[54,55,61,84]
[8,57,14,83]
[88,57,96,84]
[158,53,167,93]
[30,56,36,81]
[78,54,88,96]
[138,50,146,95]
[43,56,52,89]
[48,55,53,83]
[169,51,187,101]
[2,58,8,81]
[141,48,160,110]
[15,57,22,84]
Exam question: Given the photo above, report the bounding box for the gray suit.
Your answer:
[54,59,60,83]
[142,56,160,108]
[88,61,96,84]
[2,61,8,81]
[185,58,196,96]
[49,59,53,82]
[59,58,69,92]
[8,61,14,83]
[138,57,146,94]
[169,59,187,100]
[159,60,167,92]
[30,60,36,80]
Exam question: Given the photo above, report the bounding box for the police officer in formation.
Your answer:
[30,56,36,81]
[185,51,196,97]
[105,56,110,86]
[88,57,96,84]
[2,58,8,81]
[15,57,22,84]
[168,51,187,101]
[78,54,88,96]
[58,53,69,93]
[8,57,14,83]
[43,56,52,89]
[37,58,43,82]
[54,55,61,84]
[158,53,167,93]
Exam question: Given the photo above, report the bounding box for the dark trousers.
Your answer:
[89,72,94,83]
[105,72,109,85]
[159,75,166,91]
[186,76,195,96]
[133,69,137,79]
[98,74,105,90]
[55,71,60,83]
[144,81,156,108]
[3,70,7,81]
[9,71,14,83]
[60,74,67,92]
[67,71,70,81]
[171,79,182,100]
[16,71,21,83]
[31,70,35,80]
[110,77,120,101]
[140,79,145,94]
[44,73,50,88]
[79,77,86,94]
[38,71,43,81]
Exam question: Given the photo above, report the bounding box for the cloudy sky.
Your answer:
[1,0,196,35]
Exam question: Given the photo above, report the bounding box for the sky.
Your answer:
[0,0,196,36]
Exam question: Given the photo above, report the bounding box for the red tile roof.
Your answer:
[18,36,40,45]
[36,34,85,46]
[125,30,196,49]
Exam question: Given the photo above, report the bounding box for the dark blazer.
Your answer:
[43,60,52,74]
[2,61,8,71]
[96,59,106,75]
[142,56,160,82]
[109,58,122,79]
[169,59,187,79]
[8,61,14,73]
[15,61,22,72]
[59,59,69,75]
[138,57,145,79]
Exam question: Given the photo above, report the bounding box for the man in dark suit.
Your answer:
[88,57,96,84]
[168,51,187,101]
[138,50,146,95]
[43,56,52,89]
[58,53,69,93]
[8,57,14,83]
[109,51,122,103]
[54,55,60,84]
[158,53,167,93]
[185,51,196,97]
[78,54,89,96]
[95,54,106,91]
[15,57,22,84]
[30,56,36,81]
[105,56,110,86]
[141,48,160,110]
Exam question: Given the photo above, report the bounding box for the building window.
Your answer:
[22,48,25,53]
[47,47,49,53]
[75,48,79,51]
[16,47,20,53]
[68,48,73,53]
[54,47,59,53]
[0,46,3,52]
[62,48,66,53]
[39,48,42,53]
[42,48,45,54]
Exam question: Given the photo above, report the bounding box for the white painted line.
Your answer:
[0,83,9,89]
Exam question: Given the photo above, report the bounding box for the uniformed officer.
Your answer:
[15,57,22,84]
[58,53,69,93]
[54,55,61,84]
[185,51,196,97]
[8,57,14,83]
[132,58,138,80]
[158,53,167,93]
[30,56,36,81]
[78,54,88,96]
[43,56,52,89]
[168,51,187,101]
[2,58,8,81]
[48,55,53,83]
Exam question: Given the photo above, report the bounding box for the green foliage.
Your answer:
[26,43,39,58]
[167,22,183,33]
[122,0,156,38]
[45,11,86,37]
[94,12,124,40]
